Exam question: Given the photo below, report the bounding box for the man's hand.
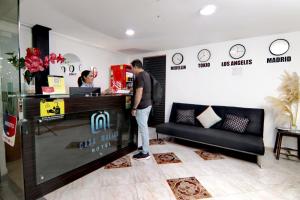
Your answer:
[131,109,137,117]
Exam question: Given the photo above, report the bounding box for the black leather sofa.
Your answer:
[156,103,265,157]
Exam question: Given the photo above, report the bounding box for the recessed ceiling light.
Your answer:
[0,57,3,60]
[200,4,216,16]
[126,29,135,36]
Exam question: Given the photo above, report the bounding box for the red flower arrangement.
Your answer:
[7,48,65,84]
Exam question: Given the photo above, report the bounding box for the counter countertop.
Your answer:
[22,95,130,119]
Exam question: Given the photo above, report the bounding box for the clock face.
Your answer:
[198,49,211,62]
[269,39,290,56]
[229,44,246,59]
[172,53,184,65]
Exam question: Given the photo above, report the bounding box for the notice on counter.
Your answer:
[48,76,66,94]
[40,99,65,117]
[2,113,17,147]
[42,87,55,94]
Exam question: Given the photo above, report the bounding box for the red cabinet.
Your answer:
[110,64,133,93]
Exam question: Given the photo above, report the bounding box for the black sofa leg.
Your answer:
[256,156,263,168]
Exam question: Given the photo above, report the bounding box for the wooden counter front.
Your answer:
[21,95,136,200]
[23,95,128,119]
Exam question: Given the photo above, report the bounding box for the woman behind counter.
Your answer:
[77,70,111,94]
[77,70,94,87]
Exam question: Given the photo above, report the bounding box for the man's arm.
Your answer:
[133,88,143,109]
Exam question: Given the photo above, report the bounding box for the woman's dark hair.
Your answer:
[78,70,91,87]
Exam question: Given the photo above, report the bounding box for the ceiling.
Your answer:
[0,0,18,23]
[20,0,300,54]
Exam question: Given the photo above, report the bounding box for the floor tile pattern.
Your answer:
[104,156,132,169]
[153,152,182,164]
[150,139,166,145]
[44,128,300,200]
[194,149,224,160]
[167,177,211,200]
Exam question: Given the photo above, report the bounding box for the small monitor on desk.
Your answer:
[69,87,101,97]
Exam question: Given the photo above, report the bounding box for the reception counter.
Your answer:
[19,94,136,200]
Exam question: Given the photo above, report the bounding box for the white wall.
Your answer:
[20,25,128,90]
[19,25,300,148]
[49,32,128,90]
[130,31,300,148]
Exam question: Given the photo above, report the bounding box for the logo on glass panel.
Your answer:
[91,111,110,134]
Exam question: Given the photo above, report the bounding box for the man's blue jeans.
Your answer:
[136,106,152,154]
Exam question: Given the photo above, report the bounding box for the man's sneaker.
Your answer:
[137,146,143,151]
[133,152,150,160]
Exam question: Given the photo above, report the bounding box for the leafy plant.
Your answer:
[6,48,65,85]
[266,71,300,127]
[6,52,25,69]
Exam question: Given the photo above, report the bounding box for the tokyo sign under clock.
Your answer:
[197,49,211,63]
[229,44,246,59]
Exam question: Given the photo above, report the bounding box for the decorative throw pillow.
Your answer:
[176,109,195,125]
[222,114,250,133]
[196,106,221,128]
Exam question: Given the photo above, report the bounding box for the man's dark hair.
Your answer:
[131,59,143,69]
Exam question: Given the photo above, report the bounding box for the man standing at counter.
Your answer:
[131,59,152,160]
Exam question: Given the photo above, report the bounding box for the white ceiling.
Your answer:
[20,0,300,54]
[0,0,18,23]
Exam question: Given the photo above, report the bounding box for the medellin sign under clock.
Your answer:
[171,53,186,70]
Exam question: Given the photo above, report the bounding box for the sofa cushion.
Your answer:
[156,123,265,155]
[211,105,264,136]
[196,106,221,128]
[169,103,208,127]
[222,114,250,133]
[176,109,195,125]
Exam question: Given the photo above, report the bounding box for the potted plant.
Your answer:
[6,48,65,94]
[266,71,300,129]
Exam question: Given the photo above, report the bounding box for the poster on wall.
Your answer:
[2,113,17,147]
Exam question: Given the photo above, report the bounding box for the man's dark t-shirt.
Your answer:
[134,71,152,109]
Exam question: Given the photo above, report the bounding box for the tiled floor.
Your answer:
[44,138,300,200]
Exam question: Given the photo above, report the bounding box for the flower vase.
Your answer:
[24,78,35,94]
[290,102,300,130]
[34,71,48,94]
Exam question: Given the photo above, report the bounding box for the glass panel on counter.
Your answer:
[34,108,132,184]
[0,0,24,199]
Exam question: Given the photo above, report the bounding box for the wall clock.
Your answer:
[229,44,246,59]
[269,39,290,56]
[172,53,184,65]
[198,49,211,62]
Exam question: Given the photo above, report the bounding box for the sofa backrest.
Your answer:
[169,102,264,137]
